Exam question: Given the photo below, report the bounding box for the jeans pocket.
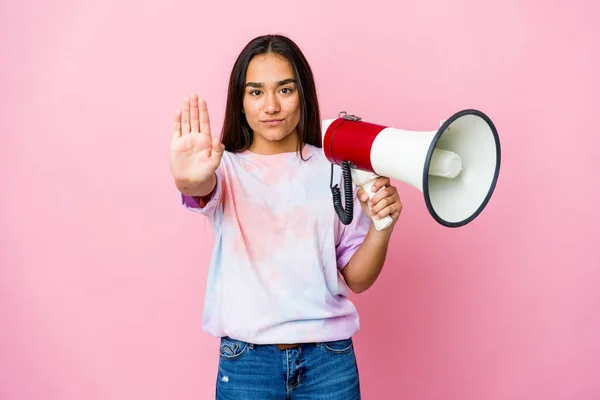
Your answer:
[322,338,354,354]
[219,337,250,361]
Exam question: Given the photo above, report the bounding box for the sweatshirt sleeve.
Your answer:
[334,186,371,270]
[180,166,224,218]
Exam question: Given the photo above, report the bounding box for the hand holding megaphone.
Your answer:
[352,169,394,230]
[322,109,500,228]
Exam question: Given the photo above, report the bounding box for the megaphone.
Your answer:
[322,109,500,229]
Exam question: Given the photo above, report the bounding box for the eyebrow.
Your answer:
[245,78,296,88]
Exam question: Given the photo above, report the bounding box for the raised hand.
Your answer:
[170,94,224,189]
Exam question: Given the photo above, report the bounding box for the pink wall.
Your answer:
[1,0,598,399]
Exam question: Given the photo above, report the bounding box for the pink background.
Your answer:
[1,0,599,399]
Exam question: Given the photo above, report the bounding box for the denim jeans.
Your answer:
[216,336,361,399]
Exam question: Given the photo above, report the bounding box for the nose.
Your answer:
[263,92,280,114]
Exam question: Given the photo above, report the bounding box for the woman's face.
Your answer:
[243,53,301,154]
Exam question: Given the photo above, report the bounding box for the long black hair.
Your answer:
[220,34,322,157]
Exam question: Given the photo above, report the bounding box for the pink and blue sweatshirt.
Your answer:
[181,144,371,344]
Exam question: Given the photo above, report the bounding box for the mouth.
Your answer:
[262,119,284,126]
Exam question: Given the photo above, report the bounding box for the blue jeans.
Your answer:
[216,336,361,399]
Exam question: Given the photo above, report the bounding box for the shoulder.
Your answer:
[303,144,341,173]
[302,144,327,163]
[218,150,242,168]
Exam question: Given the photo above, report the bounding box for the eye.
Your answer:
[280,87,294,95]
[248,90,261,96]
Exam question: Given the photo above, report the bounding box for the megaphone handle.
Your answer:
[358,179,394,231]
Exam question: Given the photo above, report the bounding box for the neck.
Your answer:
[248,131,300,155]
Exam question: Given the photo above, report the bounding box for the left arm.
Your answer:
[341,177,402,294]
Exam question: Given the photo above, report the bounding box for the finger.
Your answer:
[368,186,396,208]
[374,200,402,220]
[198,97,211,137]
[391,206,402,220]
[356,188,369,203]
[390,200,403,219]
[371,176,391,192]
[190,94,200,133]
[361,202,375,218]
[181,97,191,134]
[370,192,399,216]
[370,196,391,216]
[172,109,182,139]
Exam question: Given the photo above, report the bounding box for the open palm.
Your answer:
[170,94,224,185]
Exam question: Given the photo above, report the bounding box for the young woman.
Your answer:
[170,34,402,399]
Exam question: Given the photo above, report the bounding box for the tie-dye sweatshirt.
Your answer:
[180,144,371,344]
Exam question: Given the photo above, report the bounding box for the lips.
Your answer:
[262,119,283,126]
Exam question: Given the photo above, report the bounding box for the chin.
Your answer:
[257,130,295,143]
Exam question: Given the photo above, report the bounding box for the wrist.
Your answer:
[367,221,394,241]
[176,174,216,197]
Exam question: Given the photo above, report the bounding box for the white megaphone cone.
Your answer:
[322,109,501,229]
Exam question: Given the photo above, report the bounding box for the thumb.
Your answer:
[356,188,369,204]
[211,139,225,160]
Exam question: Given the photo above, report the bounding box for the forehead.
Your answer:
[245,53,295,83]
